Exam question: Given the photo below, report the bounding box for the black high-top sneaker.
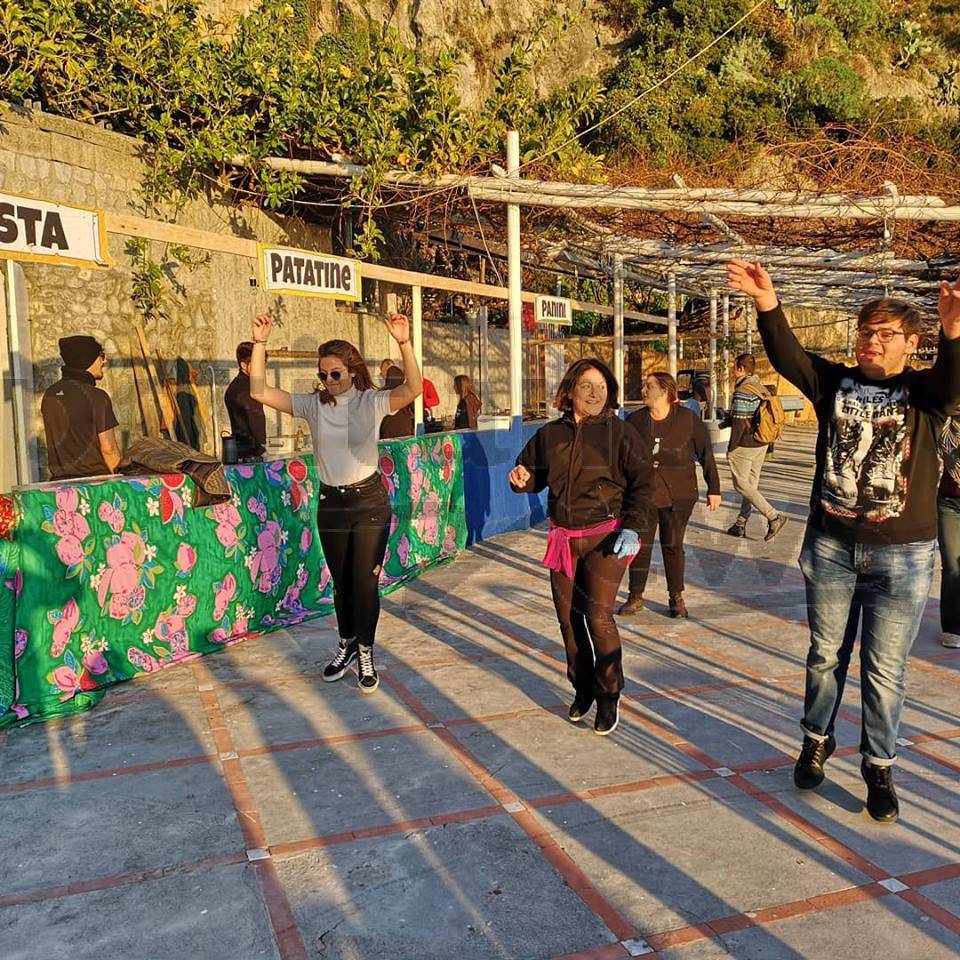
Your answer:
[861,759,899,823]
[727,518,747,538]
[322,639,358,682]
[793,734,837,789]
[594,695,620,736]
[568,691,594,723]
[357,644,380,694]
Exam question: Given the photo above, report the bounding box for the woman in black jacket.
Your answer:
[509,359,654,736]
[619,372,721,619]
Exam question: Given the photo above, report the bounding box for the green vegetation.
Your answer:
[598,0,958,166]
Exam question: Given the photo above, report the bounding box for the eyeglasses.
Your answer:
[576,381,607,394]
[318,370,344,383]
[856,328,906,344]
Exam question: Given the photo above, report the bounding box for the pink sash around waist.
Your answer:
[543,517,635,579]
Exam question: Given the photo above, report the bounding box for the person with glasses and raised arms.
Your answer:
[728,259,960,823]
[509,359,654,736]
[248,313,422,693]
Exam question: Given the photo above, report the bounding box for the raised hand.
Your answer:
[384,312,411,345]
[252,314,273,343]
[509,464,531,490]
[940,277,960,340]
[727,260,778,312]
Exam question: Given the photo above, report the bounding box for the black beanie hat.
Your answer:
[59,335,103,370]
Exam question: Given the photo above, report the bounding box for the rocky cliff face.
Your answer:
[202,0,621,106]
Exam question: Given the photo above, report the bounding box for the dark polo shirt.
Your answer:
[41,368,118,480]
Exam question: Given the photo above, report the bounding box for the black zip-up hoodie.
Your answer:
[511,411,654,531]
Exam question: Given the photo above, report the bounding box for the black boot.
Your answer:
[727,518,747,538]
[861,759,899,823]
[594,695,620,736]
[793,734,836,789]
[568,691,594,723]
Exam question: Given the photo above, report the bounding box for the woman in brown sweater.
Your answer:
[619,371,721,619]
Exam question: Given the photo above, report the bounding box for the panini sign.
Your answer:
[0,192,109,268]
[535,295,572,327]
[259,244,361,300]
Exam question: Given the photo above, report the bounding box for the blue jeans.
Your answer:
[938,496,960,634]
[798,525,936,765]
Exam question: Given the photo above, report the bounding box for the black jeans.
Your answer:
[629,499,696,598]
[315,474,392,647]
[550,531,631,698]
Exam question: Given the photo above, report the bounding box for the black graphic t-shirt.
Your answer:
[757,305,960,545]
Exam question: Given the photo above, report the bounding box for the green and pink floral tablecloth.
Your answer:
[0,435,466,727]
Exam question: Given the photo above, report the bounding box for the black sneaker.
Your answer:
[594,696,620,736]
[793,734,837,789]
[322,639,358,682]
[669,594,688,619]
[765,514,787,541]
[861,759,899,823]
[617,594,645,616]
[357,644,380,694]
[727,519,747,538]
[568,692,594,723]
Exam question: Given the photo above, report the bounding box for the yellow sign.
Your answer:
[259,244,361,300]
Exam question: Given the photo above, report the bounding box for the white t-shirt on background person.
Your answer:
[291,386,393,486]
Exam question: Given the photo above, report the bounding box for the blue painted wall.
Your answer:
[458,418,549,545]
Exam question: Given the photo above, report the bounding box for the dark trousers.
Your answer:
[316,476,392,647]
[629,500,696,598]
[550,532,631,698]
[938,496,960,634]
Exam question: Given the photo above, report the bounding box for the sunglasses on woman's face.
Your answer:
[319,369,345,383]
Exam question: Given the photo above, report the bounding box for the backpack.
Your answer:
[743,383,785,444]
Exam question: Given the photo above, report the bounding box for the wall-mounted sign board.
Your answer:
[0,191,110,268]
[535,295,572,326]
[259,244,361,300]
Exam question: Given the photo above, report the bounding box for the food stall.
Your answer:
[0,434,466,727]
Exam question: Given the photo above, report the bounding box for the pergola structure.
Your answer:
[239,134,960,422]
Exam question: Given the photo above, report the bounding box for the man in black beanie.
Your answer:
[41,335,121,479]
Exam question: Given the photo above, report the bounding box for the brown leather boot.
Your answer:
[669,594,688,619]
[617,594,645,616]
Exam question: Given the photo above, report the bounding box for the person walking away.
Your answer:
[249,313,422,693]
[509,359,654,736]
[725,353,787,541]
[41,335,121,480]
[224,341,267,461]
[937,417,960,648]
[729,259,960,823]
[453,374,482,430]
[619,372,721,618]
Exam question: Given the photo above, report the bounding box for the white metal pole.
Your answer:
[667,272,678,378]
[412,284,424,434]
[709,290,718,421]
[507,130,523,422]
[478,304,489,410]
[4,261,31,485]
[746,301,754,353]
[722,293,730,409]
[613,253,625,401]
[846,315,853,358]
